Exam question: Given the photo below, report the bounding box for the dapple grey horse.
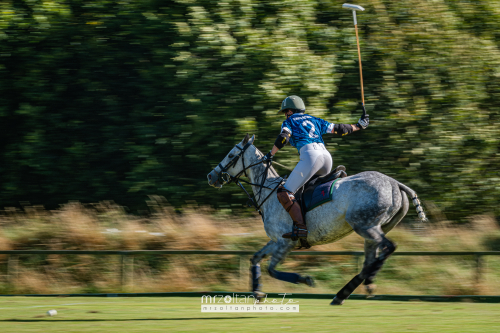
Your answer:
[207,134,426,305]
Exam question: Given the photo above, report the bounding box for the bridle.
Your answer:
[215,142,253,185]
[213,142,284,215]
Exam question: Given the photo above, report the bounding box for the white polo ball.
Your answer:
[46,310,57,316]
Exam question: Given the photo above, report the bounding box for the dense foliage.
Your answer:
[0,0,499,221]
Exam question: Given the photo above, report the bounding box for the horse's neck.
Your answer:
[245,148,283,213]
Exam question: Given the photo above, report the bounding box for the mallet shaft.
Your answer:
[354,21,364,105]
[343,4,365,106]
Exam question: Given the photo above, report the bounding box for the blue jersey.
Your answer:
[281,113,334,152]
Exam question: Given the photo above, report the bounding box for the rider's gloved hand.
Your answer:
[357,104,369,129]
[357,115,369,129]
[263,151,274,162]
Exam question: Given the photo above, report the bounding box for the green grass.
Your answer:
[0,297,499,332]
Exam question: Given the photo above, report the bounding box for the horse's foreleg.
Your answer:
[267,240,315,287]
[250,241,275,300]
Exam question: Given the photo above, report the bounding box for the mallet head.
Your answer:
[342,3,365,11]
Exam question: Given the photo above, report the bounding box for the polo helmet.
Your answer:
[278,95,306,113]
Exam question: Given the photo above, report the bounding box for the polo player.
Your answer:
[263,96,369,239]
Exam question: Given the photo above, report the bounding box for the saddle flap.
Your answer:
[298,167,346,213]
[303,178,340,211]
[295,166,346,222]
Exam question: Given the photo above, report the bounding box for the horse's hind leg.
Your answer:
[332,184,409,305]
[357,225,397,281]
[250,240,275,300]
[331,225,396,305]
[267,240,315,287]
[361,239,384,295]
[364,191,409,294]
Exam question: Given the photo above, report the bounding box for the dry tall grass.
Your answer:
[0,202,499,295]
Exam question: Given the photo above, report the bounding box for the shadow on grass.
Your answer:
[2,317,258,322]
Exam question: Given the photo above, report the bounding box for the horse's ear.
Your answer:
[242,133,250,145]
[242,134,255,145]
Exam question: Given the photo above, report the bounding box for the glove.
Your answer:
[263,151,274,162]
[357,105,369,129]
[357,115,369,129]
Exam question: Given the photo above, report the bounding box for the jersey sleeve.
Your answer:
[281,120,292,135]
[317,117,334,134]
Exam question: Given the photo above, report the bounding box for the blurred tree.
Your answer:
[0,0,499,222]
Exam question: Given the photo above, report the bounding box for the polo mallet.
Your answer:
[333,5,368,304]
[342,3,367,118]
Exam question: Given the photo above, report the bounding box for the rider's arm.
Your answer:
[330,123,362,137]
[325,106,369,137]
[270,129,291,156]
[271,145,280,155]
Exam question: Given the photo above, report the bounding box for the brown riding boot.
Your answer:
[277,188,308,240]
[282,203,308,239]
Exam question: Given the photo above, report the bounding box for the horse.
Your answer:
[207,134,427,305]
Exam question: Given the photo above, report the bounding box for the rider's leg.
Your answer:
[283,143,332,192]
[277,186,308,239]
[278,143,332,239]
[317,147,333,176]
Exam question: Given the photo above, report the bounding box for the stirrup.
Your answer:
[283,226,308,241]
[291,228,308,241]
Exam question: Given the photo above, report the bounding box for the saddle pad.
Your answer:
[304,178,340,212]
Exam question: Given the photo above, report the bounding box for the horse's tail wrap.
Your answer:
[397,182,428,222]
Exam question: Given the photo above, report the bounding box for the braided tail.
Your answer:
[398,182,428,222]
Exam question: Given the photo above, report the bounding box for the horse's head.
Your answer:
[207,134,255,188]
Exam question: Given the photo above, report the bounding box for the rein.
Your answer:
[214,143,285,215]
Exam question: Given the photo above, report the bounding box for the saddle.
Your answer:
[294,165,347,249]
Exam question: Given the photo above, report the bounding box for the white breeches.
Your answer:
[283,142,333,194]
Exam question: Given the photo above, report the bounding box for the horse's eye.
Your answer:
[228,154,234,158]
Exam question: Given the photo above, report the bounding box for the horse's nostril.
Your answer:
[208,174,212,179]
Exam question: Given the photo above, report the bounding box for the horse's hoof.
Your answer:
[253,291,266,303]
[298,275,315,287]
[365,283,376,295]
[305,276,315,287]
[330,297,345,306]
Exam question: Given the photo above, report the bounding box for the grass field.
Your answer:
[0,297,499,332]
